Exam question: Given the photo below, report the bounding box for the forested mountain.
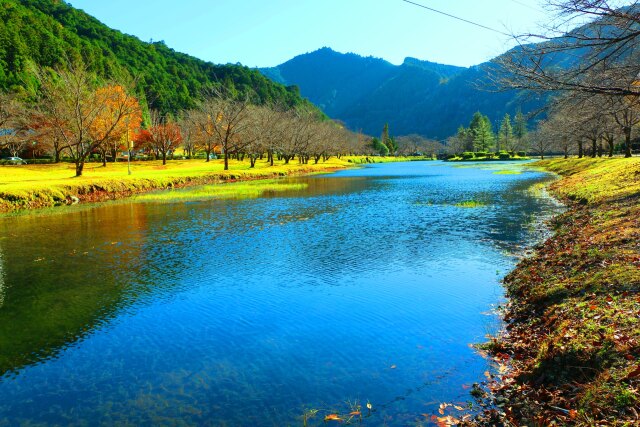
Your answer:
[0,0,311,112]
[260,48,547,139]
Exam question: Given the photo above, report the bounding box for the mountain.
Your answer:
[260,48,546,139]
[0,0,311,112]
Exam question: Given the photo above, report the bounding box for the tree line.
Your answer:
[497,0,640,159]
[0,64,412,176]
[446,111,528,157]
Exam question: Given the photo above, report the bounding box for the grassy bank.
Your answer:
[0,156,430,213]
[481,158,640,425]
[0,158,353,213]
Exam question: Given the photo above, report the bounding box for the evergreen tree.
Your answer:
[370,137,389,156]
[380,123,397,155]
[469,112,494,152]
[498,113,513,152]
[513,109,528,151]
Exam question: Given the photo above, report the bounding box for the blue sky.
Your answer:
[68,0,551,67]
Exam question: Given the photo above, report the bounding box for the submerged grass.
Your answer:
[479,157,640,426]
[133,180,308,202]
[455,200,487,208]
[493,170,522,175]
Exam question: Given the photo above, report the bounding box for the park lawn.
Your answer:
[481,157,640,426]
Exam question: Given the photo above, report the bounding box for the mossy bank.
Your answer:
[478,158,640,426]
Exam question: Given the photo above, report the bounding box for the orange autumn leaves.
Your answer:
[90,85,142,150]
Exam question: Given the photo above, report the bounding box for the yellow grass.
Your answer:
[0,157,352,212]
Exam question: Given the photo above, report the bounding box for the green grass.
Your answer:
[493,170,522,175]
[133,180,308,202]
[489,157,640,425]
[455,200,487,208]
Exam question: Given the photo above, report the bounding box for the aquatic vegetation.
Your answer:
[493,170,522,175]
[455,200,487,208]
[133,180,308,202]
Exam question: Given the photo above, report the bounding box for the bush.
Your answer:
[475,151,488,158]
[462,152,475,160]
[27,158,54,164]
[499,152,512,160]
[517,151,527,157]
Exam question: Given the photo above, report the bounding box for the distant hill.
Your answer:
[260,47,546,139]
[0,0,312,112]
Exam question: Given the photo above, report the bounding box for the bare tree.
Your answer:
[146,111,182,165]
[38,64,140,176]
[499,1,640,97]
[197,89,251,170]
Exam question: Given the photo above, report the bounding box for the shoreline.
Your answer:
[475,158,640,425]
[0,156,431,214]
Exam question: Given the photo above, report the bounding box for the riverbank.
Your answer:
[0,156,435,213]
[478,158,640,425]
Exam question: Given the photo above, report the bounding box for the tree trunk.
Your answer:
[624,127,632,158]
[597,139,604,157]
[250,156,256,168]
[578,140,584,158]
[591,138,597,158]
[75,160,84,177]
[609,139,614,158]
[224,151,229,170]
[162,151,167,165]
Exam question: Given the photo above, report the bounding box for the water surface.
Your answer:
[0,161,559,426]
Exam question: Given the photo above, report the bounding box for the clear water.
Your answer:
[0,161,559,426]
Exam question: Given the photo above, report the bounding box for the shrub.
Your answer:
[462,152,475,160]
[517,151,527,157]
[475,151,488,158]
[499,152,512,160]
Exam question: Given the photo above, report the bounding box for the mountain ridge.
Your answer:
[0,0,313,113]
[259,47,545,139]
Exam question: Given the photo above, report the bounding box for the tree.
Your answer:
[146,111,182,165]
[198,89,250,170]
[512,110,528,153]
[381,123,397,155]
[38,64,140,176]
[529,124,555,159]
[0,94,28,157]
[498,1,640,98]
[498,113,513,152]
[89,85,142,165]
[469,112,494,152]
[370,137,389,156]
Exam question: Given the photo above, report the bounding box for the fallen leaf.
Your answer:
[348,411,360,416]
[324,414,342,422]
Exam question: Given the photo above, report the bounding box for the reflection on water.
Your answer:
[0,161,560,426]
[0,247,4,308]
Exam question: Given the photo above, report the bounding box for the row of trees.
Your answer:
[498,0,640,159]
[447,111,528,154]
[0,65,378,176]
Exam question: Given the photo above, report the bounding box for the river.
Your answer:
[0,161,559,426]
